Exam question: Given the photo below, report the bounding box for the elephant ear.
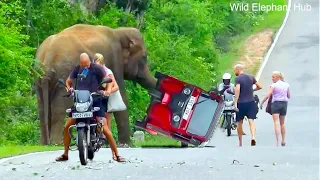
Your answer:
[127,38,145,62]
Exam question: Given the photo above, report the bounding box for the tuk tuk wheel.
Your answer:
[181,142,188,148]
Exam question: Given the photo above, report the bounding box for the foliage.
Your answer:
[0,0,285,145]
[0,1,38,145]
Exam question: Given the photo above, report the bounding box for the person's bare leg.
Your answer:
[248,119,256,139]
[105,112,115,157]
[272,114,280,146]
[101,118,125,162]
[279,115,286,146]
[106,112,112,130]
[237,120,244,146]
[248,119,256,146]
[56,118,75,161]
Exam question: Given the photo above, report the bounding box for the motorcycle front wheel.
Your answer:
[77,128,88,165]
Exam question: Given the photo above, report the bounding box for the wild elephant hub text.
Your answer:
[229,3,312,13]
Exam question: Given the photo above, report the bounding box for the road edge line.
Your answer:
[0,147,143,164]
[255,0,292,81]
[0,150,63,163]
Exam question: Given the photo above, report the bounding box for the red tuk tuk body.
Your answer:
[135,72,224,146]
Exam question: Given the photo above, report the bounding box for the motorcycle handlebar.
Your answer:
[62,91,108,98]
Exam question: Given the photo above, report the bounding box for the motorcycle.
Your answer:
[221,94,260,136]
[57,76,112,165]
[221,95,237,136]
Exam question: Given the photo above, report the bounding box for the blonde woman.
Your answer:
[260,71,290,146]
[93,53,125,162]
[93,53,119,128]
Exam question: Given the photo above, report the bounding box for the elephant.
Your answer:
[35,24,157,145]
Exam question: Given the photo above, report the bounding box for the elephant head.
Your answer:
[114,27,156,89]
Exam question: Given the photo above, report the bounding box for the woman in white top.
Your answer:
[93,53,127,162]
[93,53,119,129]
[260,71,290,146]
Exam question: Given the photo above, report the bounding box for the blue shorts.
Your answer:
[236,101,257,122]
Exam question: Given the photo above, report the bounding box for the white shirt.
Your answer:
[103,65,113,76]
[218,83,235,101]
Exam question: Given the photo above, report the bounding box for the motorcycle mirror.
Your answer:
[101,77,112,85]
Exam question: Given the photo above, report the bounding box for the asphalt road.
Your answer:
[0,0,319,179]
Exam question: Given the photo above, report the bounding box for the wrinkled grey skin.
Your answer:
[0,0,318,179]
[35,24,156,145]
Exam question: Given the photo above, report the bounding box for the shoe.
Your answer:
[251,139,256,146]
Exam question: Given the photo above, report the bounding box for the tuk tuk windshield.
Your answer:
[187,94,219,137]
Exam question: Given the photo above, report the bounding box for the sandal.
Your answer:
[113,155,126,163]
[55,154,68,162]
[251,139,256,146]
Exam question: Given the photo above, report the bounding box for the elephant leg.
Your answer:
[113,87,131,145]
[49,89,71,145]
[35,81,46,144]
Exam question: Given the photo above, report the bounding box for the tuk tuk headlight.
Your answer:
[173,115,181,122]
[183,88,191,95]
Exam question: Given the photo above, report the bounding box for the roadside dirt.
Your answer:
[236,29,274,75]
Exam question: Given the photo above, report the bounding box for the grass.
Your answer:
[0,0,288,158]
[0,145,63,159]
[133,134,182,147]
[217,0,286,78]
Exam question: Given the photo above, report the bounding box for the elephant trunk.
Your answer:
[136,65,157,89]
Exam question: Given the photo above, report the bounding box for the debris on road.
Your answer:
[63,165,70,170]
[231,160,243,165]
[177,161,185,165]
[161,165,173,169]
[85,166,103,170]
[254,165,259,167]
[128,156,143,164]
[12,168,16,171]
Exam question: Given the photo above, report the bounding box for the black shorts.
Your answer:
[271,101,288,116]
[68,96,106,118]
[236,101,257,122]
[101,97,109,112]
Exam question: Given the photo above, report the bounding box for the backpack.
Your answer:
[254,94,260,118]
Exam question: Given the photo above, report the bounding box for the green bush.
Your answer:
[0,1,39,145]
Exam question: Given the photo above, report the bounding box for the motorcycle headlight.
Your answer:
[76,102,91,112]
